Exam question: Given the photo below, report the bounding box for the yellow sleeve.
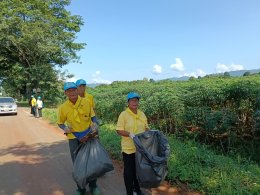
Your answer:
[144,116,149,129]
[92,98,95,109]
[116,112,125,130]
[90,105,95,118]
[142,113,149,129]
[57,105,66,125]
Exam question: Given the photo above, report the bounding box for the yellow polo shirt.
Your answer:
[116,108,149,154]
[57,96,95,139]
[84,92,95,109]
[31,98,36,106]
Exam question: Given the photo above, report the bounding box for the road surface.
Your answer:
[0,107,129,195]
[0,107,199,195]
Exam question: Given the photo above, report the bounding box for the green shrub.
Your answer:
[167,135,260,194]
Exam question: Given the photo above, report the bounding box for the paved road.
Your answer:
[0,107,131,195]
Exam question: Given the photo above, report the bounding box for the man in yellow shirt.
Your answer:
[116,92,149,195]
[76,79,95,110]
[57,82,100,195]
[30,95,37,117]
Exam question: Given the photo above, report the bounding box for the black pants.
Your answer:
[31,106,36,116]
[69,139,97,191]
[122,152,141,195]
[30,106,34,114]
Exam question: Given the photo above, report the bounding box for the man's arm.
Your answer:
[116,130,134,138]
[58,124,72,134]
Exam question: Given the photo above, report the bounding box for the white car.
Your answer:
[0,97,18,115]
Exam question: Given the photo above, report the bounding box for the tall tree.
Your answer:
[0,0,85,98]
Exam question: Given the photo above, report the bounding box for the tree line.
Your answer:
[0,0,83,101]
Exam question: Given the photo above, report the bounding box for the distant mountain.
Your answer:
[87,69,260,86]
[219,68,260,77]
[167,68,260,81]
[166,76,190,81]
[86,83,102,88]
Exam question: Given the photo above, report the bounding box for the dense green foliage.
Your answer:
[89,74,260,163]
[167,136,260,194]
[0,0,85,101]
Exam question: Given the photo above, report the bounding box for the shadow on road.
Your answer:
[0,140,76,195]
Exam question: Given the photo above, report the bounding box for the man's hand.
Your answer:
[79,136,89,143]
[63,126,72,134]
[79,130,99,143]
[129,133,135,139]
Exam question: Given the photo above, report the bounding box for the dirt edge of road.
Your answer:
[113,159,201,195]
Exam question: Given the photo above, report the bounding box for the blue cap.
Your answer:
[127,92,140,101]
[76,79,87,86]
[64,82,77,90]
[37,96,41,99]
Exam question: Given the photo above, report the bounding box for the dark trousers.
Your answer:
[68,139,97,191]
[30,106,34,114]
[122,152,141,195]
[31,106,36,116]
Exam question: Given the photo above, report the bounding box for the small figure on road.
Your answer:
[36,96,43,118]
[116,92,149,195]
[30,95,36,116]
[28,95,33,114]
[57,82,100,195]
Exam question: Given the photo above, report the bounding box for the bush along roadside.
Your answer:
[167,135,260,194]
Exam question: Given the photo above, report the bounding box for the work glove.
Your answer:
[91,122,99,132]
[63,126,72,134]
[129,133,135,139]
[79,129,99,143]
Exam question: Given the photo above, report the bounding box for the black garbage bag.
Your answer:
[72,138,114,189]
[133,130,170,188]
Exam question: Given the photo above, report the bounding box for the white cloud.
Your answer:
[91,70,112,84]
[216,63,244,73]
[92,78,111,84]
[92,71,101,77]
[170,58,184,72]
[152,64,162,75]
[182,69,207,78]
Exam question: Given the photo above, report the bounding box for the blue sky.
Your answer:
[63,0,260,84]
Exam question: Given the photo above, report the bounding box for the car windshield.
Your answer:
[0,98,15,103]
